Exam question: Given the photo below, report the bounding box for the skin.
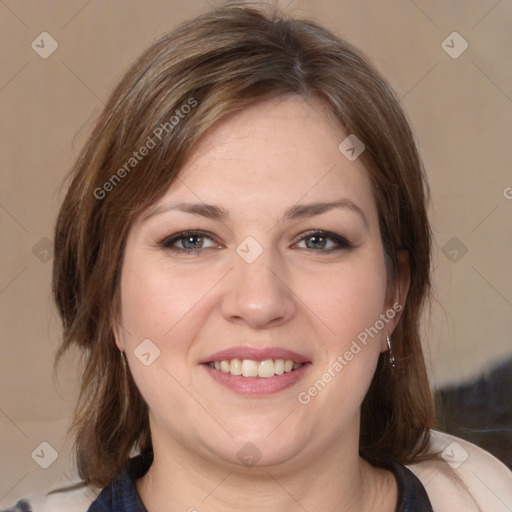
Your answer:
[114,94,410,512]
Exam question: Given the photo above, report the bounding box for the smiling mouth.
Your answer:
[206,358,305,378]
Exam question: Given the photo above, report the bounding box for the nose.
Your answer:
[220,247,297,329]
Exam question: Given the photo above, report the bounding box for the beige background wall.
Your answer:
[1,0,511,506]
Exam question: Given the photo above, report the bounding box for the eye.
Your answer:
[294,230,352,252]
[159,231,219,253]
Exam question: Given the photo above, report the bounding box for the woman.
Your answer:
[6,3,511,511]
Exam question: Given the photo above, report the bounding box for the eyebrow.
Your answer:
[143,198,369,230]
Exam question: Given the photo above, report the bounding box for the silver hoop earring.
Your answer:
[387,335,396,369]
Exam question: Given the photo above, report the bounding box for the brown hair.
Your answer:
[53,1,434,488]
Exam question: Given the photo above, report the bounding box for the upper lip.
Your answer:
[199,346,311,364]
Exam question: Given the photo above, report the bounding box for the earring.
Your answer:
[120,350,127,369]
[386,335,396,369]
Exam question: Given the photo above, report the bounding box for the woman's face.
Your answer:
[115,95,406,471]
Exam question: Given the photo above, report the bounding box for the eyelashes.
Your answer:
[158,230,353,255]
[295,230,352,251]
[159,230,219,254]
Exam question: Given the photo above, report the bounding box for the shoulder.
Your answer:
[406,430,512,512]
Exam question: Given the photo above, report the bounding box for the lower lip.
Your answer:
[202,363,311,396]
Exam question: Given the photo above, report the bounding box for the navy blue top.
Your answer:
[87,450,433,512]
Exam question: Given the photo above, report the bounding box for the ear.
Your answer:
[111,296,126,352]
[380,250,410,351]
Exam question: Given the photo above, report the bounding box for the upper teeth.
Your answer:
[209,359,303,378]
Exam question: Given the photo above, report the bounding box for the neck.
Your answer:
[135,427,397,512]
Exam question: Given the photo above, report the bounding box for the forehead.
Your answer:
[145,95,378,223]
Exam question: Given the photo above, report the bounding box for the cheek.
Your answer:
[119,253,216,343]
[297,253,388,348]
[117,253,215,415]
[295,251,389,414]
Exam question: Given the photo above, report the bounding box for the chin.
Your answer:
[213,439,307,471]
[204,421,312,470]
